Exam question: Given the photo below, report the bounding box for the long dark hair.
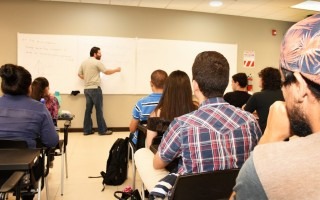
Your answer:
[155,70,197,121]
[31,77,49,101]
[0,64,32,95]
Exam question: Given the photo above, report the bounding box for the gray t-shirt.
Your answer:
[234,133,320,199]
[78,57,107,89]
[233,156,267,200]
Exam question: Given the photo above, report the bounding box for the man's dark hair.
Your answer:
[232,73,248,88]
[0,64,32,95]
[259,67,281,90]
[192,51,229,98]
[281,67,320,100]
[151,69,168,89]
[90,47,100,57]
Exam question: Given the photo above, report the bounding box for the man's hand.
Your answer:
[153,152,168,169]
[259,101,292,144]
[115,67,121,72]
[78,74,84,79]
[104,67,121,75]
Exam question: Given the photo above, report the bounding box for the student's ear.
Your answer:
[192,80,199,92]
[293,72,308,103]
[28,85,32,96]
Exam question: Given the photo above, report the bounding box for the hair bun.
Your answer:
[0,64,18,84]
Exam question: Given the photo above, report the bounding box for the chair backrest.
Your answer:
[0,139,48,184]
[0,139,28,149]
[170,169,240,200]
[0,139,44,198]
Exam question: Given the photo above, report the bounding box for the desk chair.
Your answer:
[169,169,240,200]
[56,114,74,195]
[128,121,147,190]
[132,119,169,194]
[0,171,25,200]
[0,140,48,200]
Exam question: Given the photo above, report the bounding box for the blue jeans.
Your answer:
[83,87,107,133]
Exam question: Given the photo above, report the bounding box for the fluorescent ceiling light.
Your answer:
[291,0,320,11]
[209,1,223,7]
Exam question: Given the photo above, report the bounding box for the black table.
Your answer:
[58,114,74,122]
[58,114,74,150]
[137,123,147,135]
[137,123,159,153]
[0,149,40,170]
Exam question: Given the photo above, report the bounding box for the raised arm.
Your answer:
[145,111,158,148]
[153,152,169,169]
[258,101,291,144]
[78,74,84,79]
[146,129,157,149]
[103,67,121,75]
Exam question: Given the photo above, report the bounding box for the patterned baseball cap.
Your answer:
[280,13,320,85]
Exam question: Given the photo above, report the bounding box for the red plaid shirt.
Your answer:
[158,97,261,175]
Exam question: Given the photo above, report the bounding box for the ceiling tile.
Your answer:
[38,0,318,22]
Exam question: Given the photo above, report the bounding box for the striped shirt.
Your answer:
[132,93,162,121]
[158,97,261,175]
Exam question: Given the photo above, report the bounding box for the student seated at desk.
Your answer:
[145,70,198,149]
[134,51,261,199]
[0,64,59,200]
[31,77,60,127]
[31,77,61,167]
[129,69,168,148]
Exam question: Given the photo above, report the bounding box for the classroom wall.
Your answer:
[0,0,293,129]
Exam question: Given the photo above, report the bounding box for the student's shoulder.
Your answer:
[23,98,49,116]
[136,95,151,104]
[223,91,234,97]
[138,93,160,102]
[249,91,265,100]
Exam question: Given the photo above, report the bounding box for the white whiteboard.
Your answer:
[18,33,237,94]
[136,39,237,94]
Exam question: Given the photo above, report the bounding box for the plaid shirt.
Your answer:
[158,97,262,175]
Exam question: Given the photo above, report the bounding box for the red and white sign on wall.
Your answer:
[243,50,255,68]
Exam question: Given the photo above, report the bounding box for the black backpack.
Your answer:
[100,137,129,190]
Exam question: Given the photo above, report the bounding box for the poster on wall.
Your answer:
[243,50,255,68]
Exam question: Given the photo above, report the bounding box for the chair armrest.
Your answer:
[0,171,25,192]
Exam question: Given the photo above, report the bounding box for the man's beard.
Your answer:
[287,105,312,137]
[96,56,101,60]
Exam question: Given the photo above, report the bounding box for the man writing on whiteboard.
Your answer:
[78,46,121,136]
